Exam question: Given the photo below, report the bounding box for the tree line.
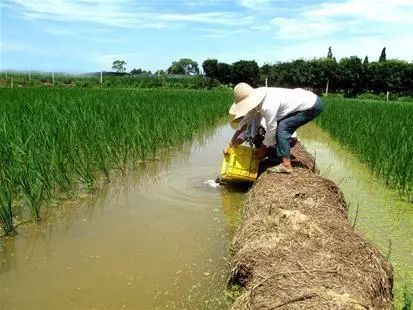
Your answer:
[111,47,413,96]
[202,47,413,96]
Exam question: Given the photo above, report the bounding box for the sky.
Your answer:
[1,0,412,73]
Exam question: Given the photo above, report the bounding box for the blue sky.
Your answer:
[1,0,412,72]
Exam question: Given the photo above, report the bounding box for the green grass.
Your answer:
[0,71,220,89]
[316,97,413,201]
[403,287,412,310]
[0,88,231,234]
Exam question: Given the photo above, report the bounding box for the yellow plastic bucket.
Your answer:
[220,145,259,183]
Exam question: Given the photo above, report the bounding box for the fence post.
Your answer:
[52,72,55,84]
[29,70,31,81]
[325,79,329,96]
[386,91,389,102]
[11,78,14,88]
[5,70,7,80]
[265,77,268,87]
[100,71,103,84]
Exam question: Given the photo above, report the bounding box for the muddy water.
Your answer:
[0,124,245,309]
[299,123,413,305]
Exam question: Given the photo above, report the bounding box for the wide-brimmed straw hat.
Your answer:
[229,82,266,120]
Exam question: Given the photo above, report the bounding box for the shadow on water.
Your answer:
[299,122,413,307]
[0,122,247,309]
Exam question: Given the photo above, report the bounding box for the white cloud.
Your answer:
[312,0,413,24]
[5,0,252,28]
[199,28,247,38]
[270,0,413,40]
[239,0,272,9]
[271,17,343,40]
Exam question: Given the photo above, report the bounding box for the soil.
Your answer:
[227,143,393,309]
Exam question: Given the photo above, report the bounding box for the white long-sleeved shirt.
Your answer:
[255,87,317,147]
[237,114,297,147]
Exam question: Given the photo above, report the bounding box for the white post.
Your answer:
[325,79,330,96]
[265,77,268,87]
[29,70,31,81]
[100,71,103,84]
[158,71,160,79]
[11,78,14,88]
[386,91,389,102]
[5,70,7,80]
[52,72,55,84]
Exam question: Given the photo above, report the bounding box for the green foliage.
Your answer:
[231,60,259,86]
[316,97,413,201]
[0,72,219,90]
[202,59,219,79]
[112,60,127,73]
[379,47,387,62]
[338,56,364,95]
[167,58,199,75]
[402,288,412,310]
[327,46,333,59]
[224,284,242,304]
[258,56,413,96]
[0,88,231,234]
[217,62,232,84]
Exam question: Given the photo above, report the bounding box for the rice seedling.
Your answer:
[0,88,231,234]
[316,97,413,201]
[403,286,412,310]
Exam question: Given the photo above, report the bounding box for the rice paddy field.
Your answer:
[316,97,413,202]
[0,88,231,235]
[1,88,412,308]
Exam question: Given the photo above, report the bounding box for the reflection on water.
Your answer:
[299,122,413,306]
[0,123,246,309]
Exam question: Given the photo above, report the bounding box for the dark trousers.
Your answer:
[275,97,324,158]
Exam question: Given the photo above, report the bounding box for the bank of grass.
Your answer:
[0,72,219,89]
[0,88,231,235]
[316,97,413,202]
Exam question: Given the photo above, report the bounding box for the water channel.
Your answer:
[0,124,244,309]
[0,122,412,309]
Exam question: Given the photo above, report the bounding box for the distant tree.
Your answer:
[202,59,219,79]
[231,60,259,86]
[260,63,272,76]
[217,62,232,84]
[327,46,333,59]
[363,56,369,67]
[379,47,387,62]
[337,56,363,95]
[168,58,199,75]
[155,69,166,76]
[362,56,370,92]
[130,68,143,75]
[112,60,127,73]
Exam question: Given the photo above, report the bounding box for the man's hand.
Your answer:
[255,144,268,160]
[223,145,231,156]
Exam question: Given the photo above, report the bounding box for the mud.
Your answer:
[227,143,393,309]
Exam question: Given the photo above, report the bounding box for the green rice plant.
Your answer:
[0,181,14,235]
[0,88,231,234]
[403,287,412,310]
[316,98,413,201]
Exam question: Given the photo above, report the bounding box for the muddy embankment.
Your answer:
[227,143,394,309]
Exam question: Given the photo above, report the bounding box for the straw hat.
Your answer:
[229,82,266,119]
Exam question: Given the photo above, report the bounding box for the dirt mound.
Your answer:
[227,143,393,309]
